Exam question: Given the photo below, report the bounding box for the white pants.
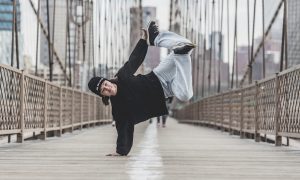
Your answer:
[153,31,193,102]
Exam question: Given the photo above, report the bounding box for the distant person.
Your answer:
[88,21,195,156]
[157,97,173,128]
[157,115,167,128]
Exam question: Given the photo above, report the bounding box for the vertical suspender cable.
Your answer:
[64,0,68,85]
[213,0,217,92]
[87,1,92,79]
[35,0,41,75]
[14,0,19,69]
[139,0,142,29]
[227,0,230,89]
[169,0,173,31]
[110,1,114,78]
[202,0,208,97]
[92,0,96,76]
[51,0,56,76]
[105,0,109,77]
[208,0,215,93]
[82,1,86,64]
[247,0,251,81]
[250,0,257,84]
[196,0,202,98]
[46,0,53,81]
[91,0,96,77]
[262,0,266,78]
[11,0,15,67]
[284,0,288,69]
[235,0,238,87]
[98,0,102,76]
[67,0,72,86]
[231,0,237,89]
[73,0,78,86]
[217,0,224,93]
[280,0,287,71]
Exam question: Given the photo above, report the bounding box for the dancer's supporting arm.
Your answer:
[115,120,134,156]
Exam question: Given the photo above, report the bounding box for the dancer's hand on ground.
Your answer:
[106,152,122,156]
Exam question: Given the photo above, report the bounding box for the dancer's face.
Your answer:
[99,80,117,96]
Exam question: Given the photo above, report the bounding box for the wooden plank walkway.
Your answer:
[0,118,300,180]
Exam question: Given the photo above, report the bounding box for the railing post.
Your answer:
[240,90,245,139]
[197,101,200,121]
[59,86,62,136]
[221,93,224,131]
[87,94,90,127]
[41,80,47,140]
[275,73,282,146]
[94,96,97,126]
[254,81,260,142]
[229,93,233,135]
[80,92,83,129]
[214,98,217,128]
[17,70,24,143]
[71,89,74,132]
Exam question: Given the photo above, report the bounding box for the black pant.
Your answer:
[157,115,167,125]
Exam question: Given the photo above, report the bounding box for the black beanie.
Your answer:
[88,77,107,97]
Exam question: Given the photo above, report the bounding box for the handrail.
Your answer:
[0,64,111,142]
[174,64,300,146]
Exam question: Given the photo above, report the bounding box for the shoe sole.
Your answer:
[172,43,196,51]
[146,21,154,45]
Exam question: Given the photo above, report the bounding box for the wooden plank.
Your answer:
[0,118,300,179]
[0,130,21,136]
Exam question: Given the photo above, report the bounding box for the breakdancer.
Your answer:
[88,21,195,156]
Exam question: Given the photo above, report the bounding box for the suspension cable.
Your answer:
[208,0,215,93]
[249,0,257,85]
[51,0,56,78]
[217,0,224,93]
[201,0,208,97]
[82,0,86,63]
[46,0,53,81]
[11,0,15,67]
[231,0,237,89]
[196,0,202,98]
[35,0,41,75]
[14,0,19,68]
[67,0,72,86]
[227,0,230,89]
[280,0,287,71]
[284,0,288,69]
[239,0,283,85]
[262,0,266,78]
[247,0,251,81]
[28,0,70,81]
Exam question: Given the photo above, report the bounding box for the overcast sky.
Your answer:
[143,0,170,31]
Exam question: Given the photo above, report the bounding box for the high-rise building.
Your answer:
[38,0,93,88]
[287,0,300,67]
[0,0,21,65]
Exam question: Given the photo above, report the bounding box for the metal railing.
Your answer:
[174,64,300,146]
[0,64,111,142]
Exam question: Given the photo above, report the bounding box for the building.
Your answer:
[236,35,281,83]
[38,0,93,89]
[287,0,300,67]
[0,0,21,66]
